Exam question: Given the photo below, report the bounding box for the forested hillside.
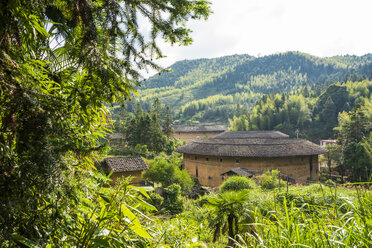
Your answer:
[228,80,372,141]
[134,52,372,123]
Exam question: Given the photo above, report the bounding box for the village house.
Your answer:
[172,125,227,143]
[319,139,338,170]
[320,139,337,147]
[102,156,148,186]
[176,131,327,187]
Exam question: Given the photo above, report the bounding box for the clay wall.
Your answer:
[183,154,319,187]
[110,171,143,186]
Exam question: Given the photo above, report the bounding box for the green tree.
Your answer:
[148,114,167,153]
[321,144,342,174]
[163,106,174,138]
[335,107,371,181]
[0,0,210,244]
[343,142,371,181]
[142,155,193,192]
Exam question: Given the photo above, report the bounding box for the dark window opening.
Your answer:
[195,156,197,160]
[196,167,198,177]
[220,158,223,162]
[206,157,209,161]
[208,176,212,180]
[235,159,240,163]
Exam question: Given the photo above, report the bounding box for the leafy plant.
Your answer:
[257,169,286,190]
[220,176,256,192]
[206,190,254,246]
[143,154,194,192]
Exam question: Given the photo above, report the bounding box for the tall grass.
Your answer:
[234,184,372,247]
[146,183,371,247]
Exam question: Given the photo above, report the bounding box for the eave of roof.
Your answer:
[214,130,289,139]
[176,138,327,158]
[221,167,258,177]
[173,125,227,133]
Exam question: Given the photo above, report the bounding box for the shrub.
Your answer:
[143,155,194,192]
[149,193,164,211]
[325,179,336,187]
[220,176,256,192]
[258,169,285,190]
[162,184,184,214]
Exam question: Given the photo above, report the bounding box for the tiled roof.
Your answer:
[104,156,148,172]
[221,167,258,177]
[214,131,289,139]
[108,133,124,140]
[176,132,327,158]
[173,125,227,133]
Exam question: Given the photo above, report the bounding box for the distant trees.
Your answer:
[136,52,372,124]
[123,99,174,154]
[335,107,372,181]
[229,81,372,141]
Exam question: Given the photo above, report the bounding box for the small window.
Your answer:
[208,176,212,180]
[195,156,197,160]
[196,167,198,177]
[220,158,223,162]
[235,159,240,164]
[206,157,209,161]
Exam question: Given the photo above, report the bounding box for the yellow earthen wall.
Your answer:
[110,171,143,186]
[172,131,224,143]
[183,154,319,187]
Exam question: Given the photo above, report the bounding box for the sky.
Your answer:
[146,0,372,75]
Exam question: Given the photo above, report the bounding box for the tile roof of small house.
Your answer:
[104,156,148,173]
[173,125,227,133]
[108,133,124,140]
[176,131,327,158]
[221,167,258,177]
[214,131,289,139]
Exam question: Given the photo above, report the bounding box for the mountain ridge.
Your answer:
[136,51,372,123]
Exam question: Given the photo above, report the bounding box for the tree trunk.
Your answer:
[227,214,235,247]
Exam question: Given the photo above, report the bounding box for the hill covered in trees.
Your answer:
[135,52,372,123]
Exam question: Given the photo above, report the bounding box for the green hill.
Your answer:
[135,52,372,123]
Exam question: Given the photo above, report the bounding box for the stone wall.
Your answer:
[172,131,224,143]
[183,154,319,187]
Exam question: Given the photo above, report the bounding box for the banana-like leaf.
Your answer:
[121,204,151,239]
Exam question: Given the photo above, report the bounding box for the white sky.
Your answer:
[147,0,372,76]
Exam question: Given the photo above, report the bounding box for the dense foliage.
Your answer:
[110,98,180,157]
[229,80,372,140]
[0,0,210,245]
[142,154,194,192]
[144,183,372,247]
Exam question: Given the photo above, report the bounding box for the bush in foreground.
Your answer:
[220,176,256,192]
